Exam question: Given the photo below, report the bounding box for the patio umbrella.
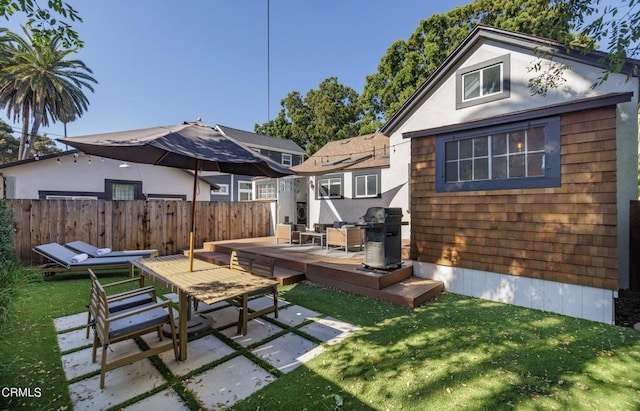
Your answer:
[58,120,295,270]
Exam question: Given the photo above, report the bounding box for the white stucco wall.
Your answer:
[388,35,639,323]
[1,152,211,201]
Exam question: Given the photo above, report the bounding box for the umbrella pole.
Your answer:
[189,159,200,272]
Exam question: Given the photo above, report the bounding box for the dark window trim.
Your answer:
[456,54,511,109]
[435,116,561,192]
[104,179,143,200]
[352,169,381,199]
[316,174,344,200]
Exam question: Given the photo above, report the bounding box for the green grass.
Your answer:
[1,275,639,411]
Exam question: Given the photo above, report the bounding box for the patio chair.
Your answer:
[90,269,179,389]
[66,240,158,258]
[326,226,363,253]
[86,270,156,338]
[275,223,304,245]
[33,242,140,276]
[229,250,278,335]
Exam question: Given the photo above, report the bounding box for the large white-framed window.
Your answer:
[353,171,380,198]
[436,117,560,192]
[281,153,292,166]
[255,181,276,200]
[317,175,343,199]
[456,55,510,109]
[238,181,253,201]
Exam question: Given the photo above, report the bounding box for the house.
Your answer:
[0,150,214,200]
[292,132,408,231]
[199,125,307,226]
[381,25,639,324]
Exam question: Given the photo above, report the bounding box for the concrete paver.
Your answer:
[55,295,359,410]
[185,355,275,410]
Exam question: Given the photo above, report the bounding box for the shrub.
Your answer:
[0,199,14,268]
[0,200,39,330]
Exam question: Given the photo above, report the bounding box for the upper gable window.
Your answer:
[456,55,510,109]
[281,153,292,166]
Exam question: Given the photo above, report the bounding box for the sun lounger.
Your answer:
[33,242,140,276]
[65,240,158,258]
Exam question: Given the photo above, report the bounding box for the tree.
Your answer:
[256,77,361,155]
[578,0,640,84]
[0,0,83,48]
[0,118,17,163]
[0,27,96,159]
[358,0,592,133]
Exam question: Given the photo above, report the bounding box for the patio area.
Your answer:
[191,236,444,308]
[56,293,360,410]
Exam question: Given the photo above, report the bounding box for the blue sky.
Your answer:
[1,0,468,140]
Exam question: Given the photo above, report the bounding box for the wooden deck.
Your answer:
[188,237,443,309]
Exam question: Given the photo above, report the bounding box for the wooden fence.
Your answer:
[9,199,273,263]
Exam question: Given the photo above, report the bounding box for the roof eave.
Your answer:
[381,24,640,136]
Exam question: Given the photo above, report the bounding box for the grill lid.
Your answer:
[359,207,403,224]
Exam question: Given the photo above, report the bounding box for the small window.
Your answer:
[238,181,253,201]
[353,172,380,198]
[112,183,135,200]
[456,55,510,109]
[104,179,143,200]
[436,117,560,192]
[317,175,343,199]
[256,181,276,200]
[211,184,229,195]
[281,153,292,166]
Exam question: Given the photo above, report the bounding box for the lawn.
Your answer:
[1,274,639,410]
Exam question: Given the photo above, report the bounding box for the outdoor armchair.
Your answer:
[86,270,156,338]
[33,242,140,276]
[229,250,278,335]
[90,269,179,389]
[66,240,158,259]
[275,223,305,245]
[326,226,363,253]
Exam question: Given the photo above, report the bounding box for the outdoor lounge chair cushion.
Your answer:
[65,240,157,258]
[34,242,141,268]
[108,293,155,313]
[108,307,172,339]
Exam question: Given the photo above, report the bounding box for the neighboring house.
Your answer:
[0,150,214,201]
[202,125,307,226]
[381,25,639,324]
[292,133,407,229]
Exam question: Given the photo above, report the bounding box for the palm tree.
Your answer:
[0,27,97,159]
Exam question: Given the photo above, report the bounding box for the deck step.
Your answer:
[306,261,412,290]
[305,273,443,308]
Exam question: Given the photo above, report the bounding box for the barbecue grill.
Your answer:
[357,207,403,269]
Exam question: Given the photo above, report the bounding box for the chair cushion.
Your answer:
[109,294,154,313]
[108,307,170,339]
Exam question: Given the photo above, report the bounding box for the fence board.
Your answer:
[9,199,272,264]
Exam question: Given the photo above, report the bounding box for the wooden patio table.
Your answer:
[132,254,278,360]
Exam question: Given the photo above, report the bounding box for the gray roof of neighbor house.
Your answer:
[216,125,306,155]
[0,150,77,169]
[381,24,640,135]
[291,133,390,176]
